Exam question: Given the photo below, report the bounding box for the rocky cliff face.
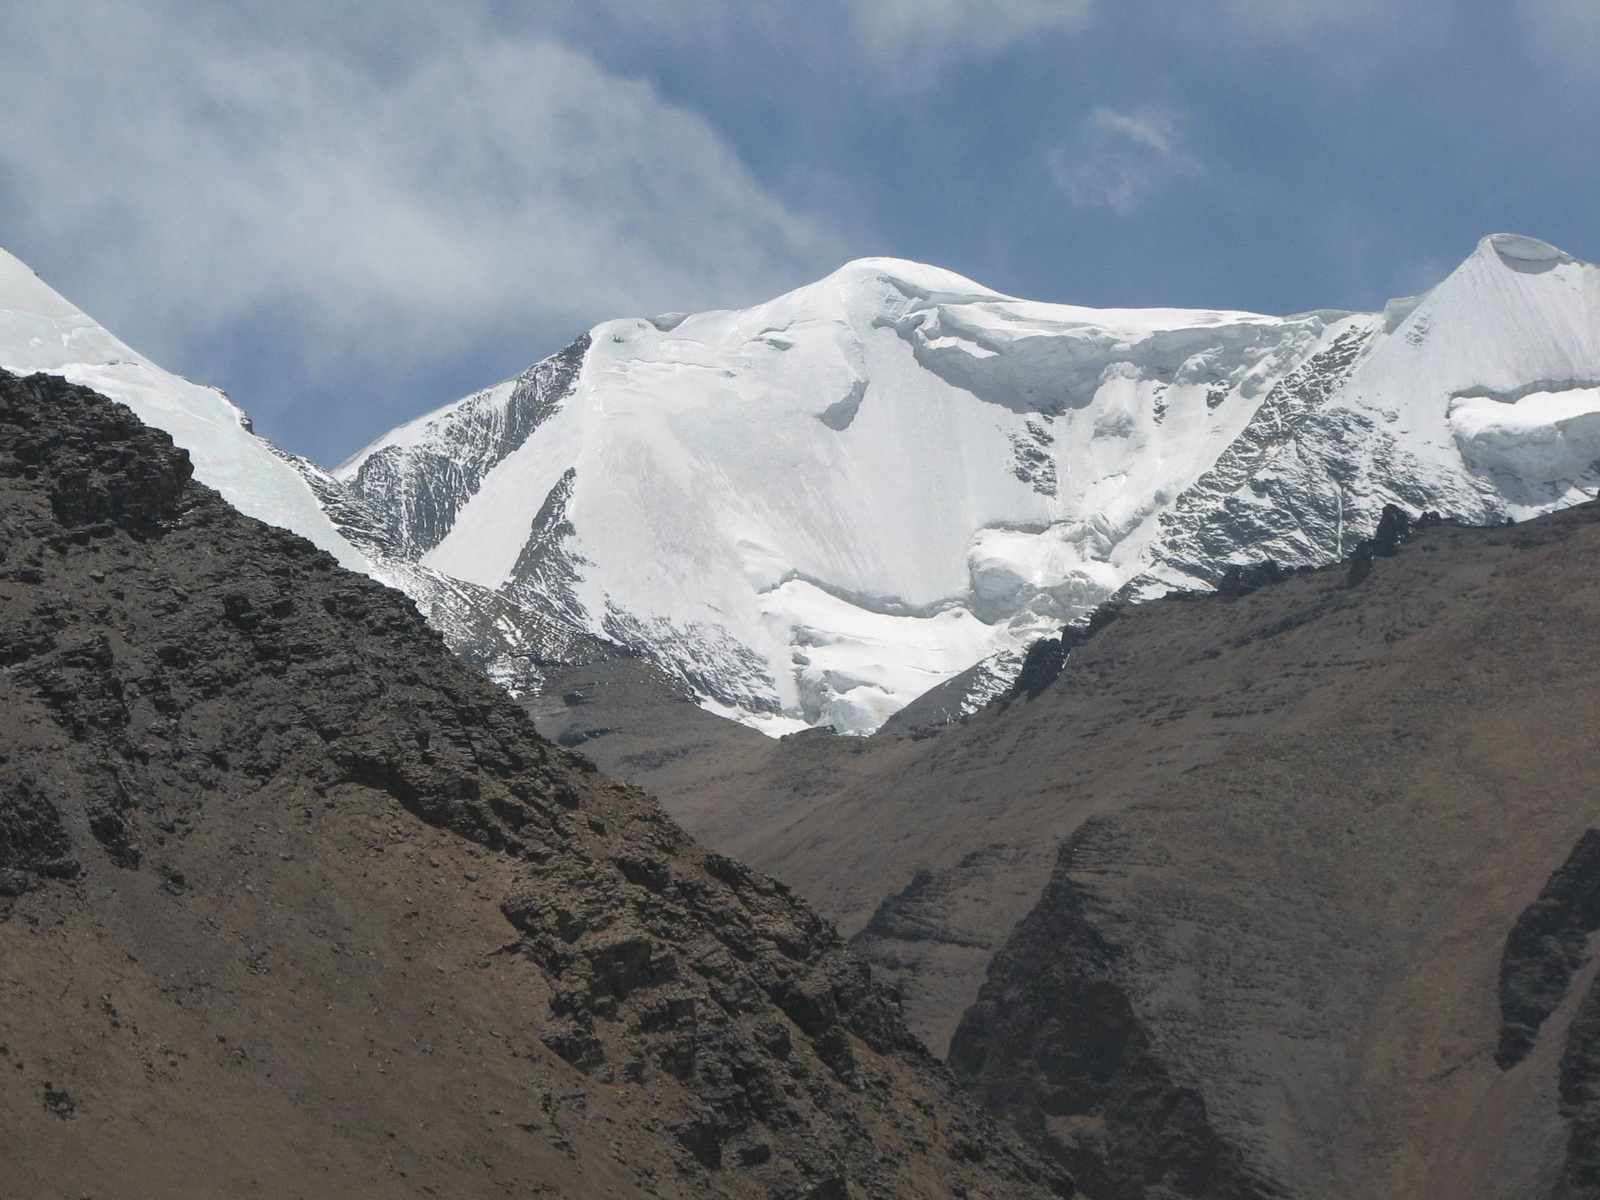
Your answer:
[947,820,1278,1200]
[0,369,1069,1199]
[1495,830,1600,1198]
[938,503,1600,1198]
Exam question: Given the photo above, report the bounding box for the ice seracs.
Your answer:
[1451,387,1600,483]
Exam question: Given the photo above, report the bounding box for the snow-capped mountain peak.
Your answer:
[7,236,1597,736]
[341,238,1600,734]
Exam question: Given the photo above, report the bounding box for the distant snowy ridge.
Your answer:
[5,235,1597,736]
[0,243,371,573]
[0,242,580,698]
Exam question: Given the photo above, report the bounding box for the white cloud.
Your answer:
[1518,0,1600,76]
[1049,106,1193,216]
[845,0,1094,77]
[1089,108,1176,158]
[0,1,834,403]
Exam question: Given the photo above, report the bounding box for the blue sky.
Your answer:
[2,0,1596,465]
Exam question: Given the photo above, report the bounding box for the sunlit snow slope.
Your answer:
[341,236,1600,734]
[0,244,372,573]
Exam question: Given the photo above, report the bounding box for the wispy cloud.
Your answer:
[0,1,835,440]
[1049,106,1193,216]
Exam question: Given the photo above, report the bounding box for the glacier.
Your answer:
[4,235,1598,735]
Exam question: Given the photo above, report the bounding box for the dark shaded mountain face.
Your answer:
[0,371,1071,1200]
[538,494,1600,1199]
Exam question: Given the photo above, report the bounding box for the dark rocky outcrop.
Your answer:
[1004,603,1126,706]
[0,773,77,887]
[1497,830,1600,1069]
[948,822,1279,1200]
[1495,830,1600,1198]
[1008,635,1068,702]
[0,369,1069,1199]
[1346,502,1414,585]
[1215,559,1286,598]
[1554,975,1600,1198]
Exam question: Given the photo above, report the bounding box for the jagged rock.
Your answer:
[1008,636,1067,702]
[1215,560,1285,598]
[1372,503,1412,555]
[1555,976,1600,1199]
[1346,541,1376,586]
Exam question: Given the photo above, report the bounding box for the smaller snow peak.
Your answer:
[1479,233,1579,274]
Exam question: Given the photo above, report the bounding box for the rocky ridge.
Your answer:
[0,368,1069,1199]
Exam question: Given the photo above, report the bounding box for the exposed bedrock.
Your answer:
[1496,829,1600,1199]
[948,822,1281,1200]
[1497,830,1600,1069]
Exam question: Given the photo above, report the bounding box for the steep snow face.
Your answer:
[1133,234,1600,600]
[0,245,372,573]
[346,240,1600,735]
[1348,234,1600,510]
[343,258,1365,732]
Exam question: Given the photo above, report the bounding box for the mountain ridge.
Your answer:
[325,231,1600,733]
[5,235,1598,735]
[533,493,1600,1198]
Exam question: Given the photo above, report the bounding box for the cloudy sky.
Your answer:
[2,0,1596,464]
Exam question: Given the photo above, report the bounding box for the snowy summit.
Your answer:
[337,237,1600,733]
[4,236,1599,734]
